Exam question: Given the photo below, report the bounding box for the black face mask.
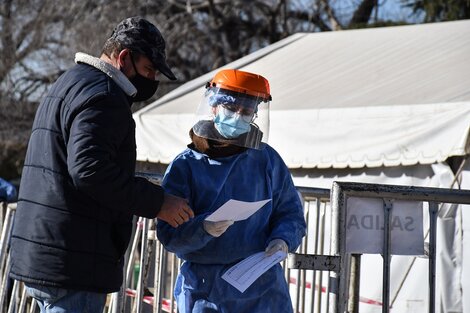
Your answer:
[129,53,159,102]
[129,74,159,102]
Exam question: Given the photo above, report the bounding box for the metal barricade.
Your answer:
[111,185,336,313]
[0,202,39,313]
[5,181,469,313]
[115,173,337,312]
[330,181,470,313]
[288,187,335,313]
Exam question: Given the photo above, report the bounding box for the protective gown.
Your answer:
[157,143,306,313]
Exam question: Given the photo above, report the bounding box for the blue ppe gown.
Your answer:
[157,144,306,313]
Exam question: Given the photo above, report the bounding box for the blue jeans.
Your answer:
[25,283,107,313]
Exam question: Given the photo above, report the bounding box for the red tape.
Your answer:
[288,277,383,307]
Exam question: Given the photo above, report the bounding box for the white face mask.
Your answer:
[193,86,269,149]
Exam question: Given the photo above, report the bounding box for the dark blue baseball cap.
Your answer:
[111,17,176,80]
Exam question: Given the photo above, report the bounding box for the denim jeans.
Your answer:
[25,283,107,313]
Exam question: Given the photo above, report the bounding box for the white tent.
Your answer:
[134,20,470,312]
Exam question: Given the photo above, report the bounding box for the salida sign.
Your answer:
[345,197,424,255]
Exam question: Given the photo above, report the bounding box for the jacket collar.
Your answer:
[74,52,137,97]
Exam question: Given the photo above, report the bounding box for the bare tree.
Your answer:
[141,0,400,88]
[0,0,448,179]
[0,0,99,179]
[1,1,83,100]
[0,0,146,101]
[0,0,404,104]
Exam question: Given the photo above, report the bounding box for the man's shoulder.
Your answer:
[51,64,106,95]
[64,63,110,90]
[52,64,126,106]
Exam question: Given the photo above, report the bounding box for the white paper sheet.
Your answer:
[221,251,287,293]
[205,199,271,222]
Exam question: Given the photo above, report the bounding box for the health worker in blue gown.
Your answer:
[157,69,306,313]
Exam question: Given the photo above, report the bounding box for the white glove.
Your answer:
[203,220,234,237]
[265,239,288,256]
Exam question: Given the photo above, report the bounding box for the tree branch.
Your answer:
[350,0,377,26]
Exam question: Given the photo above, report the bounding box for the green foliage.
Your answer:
[403,0,470,21]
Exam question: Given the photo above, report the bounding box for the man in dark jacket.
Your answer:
[9,17,194,313]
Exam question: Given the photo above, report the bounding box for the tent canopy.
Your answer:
[134,19,470,169]
[133,20,470,313]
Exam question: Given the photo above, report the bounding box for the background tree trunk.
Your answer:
[0,0,468,180]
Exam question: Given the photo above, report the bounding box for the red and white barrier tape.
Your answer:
[289,277,383,306]
[126,278,383,311]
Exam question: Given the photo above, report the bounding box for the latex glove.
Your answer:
[265,239,288,256]
[203,220,234,237]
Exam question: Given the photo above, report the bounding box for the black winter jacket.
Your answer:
[9,59,164,293]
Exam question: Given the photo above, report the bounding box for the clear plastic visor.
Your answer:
[192,87,270,149]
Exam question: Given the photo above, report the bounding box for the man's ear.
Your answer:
[117,49,131,69]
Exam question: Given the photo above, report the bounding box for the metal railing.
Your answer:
[2,180,469,313]
[107,185,334,313]
[288,187,333,313]
[0,202,40,313]
[330,181,470,313]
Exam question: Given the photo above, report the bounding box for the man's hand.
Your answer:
[157,193,194,227]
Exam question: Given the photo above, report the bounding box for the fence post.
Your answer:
[382,199,393,313]
[331,182,348,313]
[428,202,438,313]
[135,218,149,313]
[348,254,361,313]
